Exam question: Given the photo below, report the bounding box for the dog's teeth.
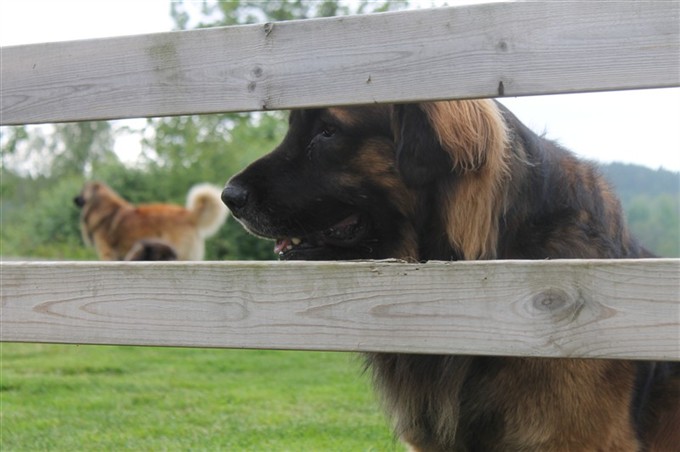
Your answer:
[291,237,302,245]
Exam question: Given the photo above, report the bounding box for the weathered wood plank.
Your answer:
[2,259,678,360]
[2,2,678,125]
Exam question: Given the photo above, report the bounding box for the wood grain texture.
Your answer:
[2,2,678,125]
[2,259,678,359]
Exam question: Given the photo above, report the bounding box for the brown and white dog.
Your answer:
[74,181,228,261]
[222,100,679,451]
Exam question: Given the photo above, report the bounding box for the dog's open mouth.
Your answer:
[274,213,369,258]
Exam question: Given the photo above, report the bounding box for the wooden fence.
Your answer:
[2,2,679,361]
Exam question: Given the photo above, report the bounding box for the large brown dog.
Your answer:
[74,181,228,260]
[222,100,679,451]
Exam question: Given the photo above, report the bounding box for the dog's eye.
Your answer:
[321,125,336,138]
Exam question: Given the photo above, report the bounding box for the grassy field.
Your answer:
[1,344,403,451]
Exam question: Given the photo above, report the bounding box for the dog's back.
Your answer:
[387,100,679,450]
[111,203,200,259]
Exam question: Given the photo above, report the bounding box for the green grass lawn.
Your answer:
[1,344,403,451]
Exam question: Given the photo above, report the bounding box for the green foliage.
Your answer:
[2,122,115,179]
[142,113,287,189]
[626,194,680,257]
[1,344,400,451]
[54,121,117,177]
[1,174,94,259]
[601,163,680,257]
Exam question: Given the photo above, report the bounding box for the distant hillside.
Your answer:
[600,162,680,204]
[599,163,679,257]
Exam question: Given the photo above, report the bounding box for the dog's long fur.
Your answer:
[74,181,228,260]
[222,100,679,451]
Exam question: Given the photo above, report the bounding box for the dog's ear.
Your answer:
[392,101,508,188]
[86,181,104,200]
[392,104,452,187]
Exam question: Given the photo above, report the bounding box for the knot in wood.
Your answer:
[529,288,586,324]
[531,288,571,312]
[251,65,263,78]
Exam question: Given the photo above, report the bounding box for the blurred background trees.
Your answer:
[1,0,678,259]
[601,164,680,257]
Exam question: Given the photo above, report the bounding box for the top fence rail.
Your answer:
[1,1,679,125]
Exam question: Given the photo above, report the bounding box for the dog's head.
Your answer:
[73,181,107,209]
[74,183,92,208]
[73,181,129,211]
[222,106,418,261]
[74,181,130,246]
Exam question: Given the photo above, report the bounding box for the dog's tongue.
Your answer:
[333,214,359,229]
[274,238,291,254]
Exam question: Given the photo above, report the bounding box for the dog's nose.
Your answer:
[73,195,85,208]
[221,182,249,211]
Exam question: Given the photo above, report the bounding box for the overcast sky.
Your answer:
[1,0,679,171]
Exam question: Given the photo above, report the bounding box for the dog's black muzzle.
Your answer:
[73,195,85,208]
[221,182,249,216]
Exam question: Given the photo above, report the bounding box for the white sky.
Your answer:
[1,0,679,171]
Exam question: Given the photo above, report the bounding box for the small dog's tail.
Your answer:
[186,183,229,238]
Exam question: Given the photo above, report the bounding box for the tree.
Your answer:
[2,121,115,179]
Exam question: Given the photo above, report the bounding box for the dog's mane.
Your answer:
[421,100,510,259]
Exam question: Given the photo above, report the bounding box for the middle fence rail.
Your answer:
[2,259,679,360]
